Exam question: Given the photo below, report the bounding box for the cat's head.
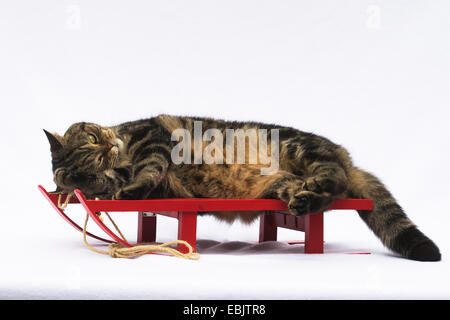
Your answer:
[44,122,121,176]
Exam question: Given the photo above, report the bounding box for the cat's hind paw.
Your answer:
[288,191,333,216]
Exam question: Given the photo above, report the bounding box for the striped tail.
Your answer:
[348,167,441,261]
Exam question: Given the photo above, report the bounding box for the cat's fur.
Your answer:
[44,114,441,261]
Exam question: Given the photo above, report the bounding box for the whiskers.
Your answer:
[100,145,119,169]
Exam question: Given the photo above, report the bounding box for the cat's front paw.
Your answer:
[114,183,148,200]
[54,168,68,185]
[114,188,135,200]
[288,191,333,216]
[54,168,80,189]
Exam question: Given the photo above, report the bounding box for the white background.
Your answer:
[0,0,449,299]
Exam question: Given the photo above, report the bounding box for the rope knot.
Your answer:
[107,243,122,258]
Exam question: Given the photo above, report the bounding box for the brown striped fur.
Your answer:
[44,114,441,261]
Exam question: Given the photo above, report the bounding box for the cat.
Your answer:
[44,114,441,261]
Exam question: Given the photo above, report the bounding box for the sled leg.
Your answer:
[177,212,198,254]
[305,212,324,253]
[137,212,157,243]
[259,213,277,242]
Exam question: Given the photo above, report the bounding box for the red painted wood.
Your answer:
[40,186,373,256]
[40,186,373,214]
[39,187,80,205]
[273,214,306,232]
[152,211,179,219]
[305,212,324,254]
[71,194,373,213]
[137,212,157,243]
[259,214,278,242]
[177,212,197,254]
[38,185,113,243]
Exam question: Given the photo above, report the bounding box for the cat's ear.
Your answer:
[43,129,63,152]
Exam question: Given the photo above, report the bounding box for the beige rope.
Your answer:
[57,193,200,260]
[57,192,74,210]
[82,213,200,259]
[93,197,129,242]
[104,212,128,243]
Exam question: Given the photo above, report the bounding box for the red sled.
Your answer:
[38,185,373,255]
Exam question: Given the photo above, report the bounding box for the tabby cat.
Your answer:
[44,114,441,261]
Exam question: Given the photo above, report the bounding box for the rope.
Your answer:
[57,193,200,260]
[57,192,73,210]
[104,212,128,243]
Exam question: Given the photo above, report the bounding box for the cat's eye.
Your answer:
[88,134,98,144]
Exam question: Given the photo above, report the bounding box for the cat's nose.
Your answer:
[106,142,118,150]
